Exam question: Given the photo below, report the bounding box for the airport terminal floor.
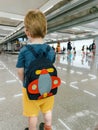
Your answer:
[0,51,98,130]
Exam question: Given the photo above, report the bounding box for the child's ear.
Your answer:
[24,28,31,37]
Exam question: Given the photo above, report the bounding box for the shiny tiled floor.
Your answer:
[0,52,98,130]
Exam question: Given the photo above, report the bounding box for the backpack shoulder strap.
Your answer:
[44,45,51,57]
[46,45,50,52]
[26,44,51,58]
[26,45,38,58]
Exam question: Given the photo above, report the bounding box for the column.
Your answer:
[94,37,98,68]
[95,37,98,56]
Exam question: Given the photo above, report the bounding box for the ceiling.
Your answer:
[0,0,98,44]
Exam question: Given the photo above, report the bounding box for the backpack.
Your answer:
[25,45,61,100]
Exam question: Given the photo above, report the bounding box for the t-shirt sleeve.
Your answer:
[16,51,25,68]
[47,45,56,63]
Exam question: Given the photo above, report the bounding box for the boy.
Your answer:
[16,9,55,130]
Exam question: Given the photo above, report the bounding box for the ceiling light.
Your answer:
[50,33,58,36]
[41,0,63,13]
[72,27,81,30]
[10,17,24,21]
[0,26,15,31]
[0,33,7,36]
[85,29,91,31]
[2,28,14,31]
[63,38,68,39]
[43,5,54,13]
[71,36,76,38]
[78,35,85,37]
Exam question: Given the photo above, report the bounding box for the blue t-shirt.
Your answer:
[16,43,56,87]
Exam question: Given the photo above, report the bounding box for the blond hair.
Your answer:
[24,9,47,38]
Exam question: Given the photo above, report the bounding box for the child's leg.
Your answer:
[40,96,54,130]
[43,110,52,130]
[28,116,38,130]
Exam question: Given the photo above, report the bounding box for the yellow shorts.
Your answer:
[22,88,54,117]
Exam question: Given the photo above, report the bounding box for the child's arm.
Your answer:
[17,68,24,82]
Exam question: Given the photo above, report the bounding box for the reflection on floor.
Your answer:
[56,52,98,70]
